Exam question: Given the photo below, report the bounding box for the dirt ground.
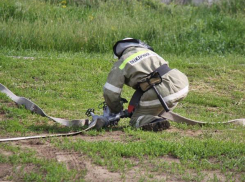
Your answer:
[0,128,229,182]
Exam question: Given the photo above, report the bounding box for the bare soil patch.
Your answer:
[73,130,126,142]
[0,127,230,181]
[12,139,85,171]
[10,139,126,181]
[0,163,13,180]
[2,129,185,182]
[166,126,203,137]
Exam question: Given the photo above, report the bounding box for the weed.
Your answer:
[0,0,244,55]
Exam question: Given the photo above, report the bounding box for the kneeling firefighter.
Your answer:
[99,38,189,131]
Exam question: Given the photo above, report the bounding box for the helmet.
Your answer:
[113,38,154,58]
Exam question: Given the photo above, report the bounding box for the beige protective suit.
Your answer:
[103,47,189,128]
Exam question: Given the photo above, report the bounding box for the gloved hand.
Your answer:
[120,98,128,104]
[121,109,132,118]
[120,98,128,110]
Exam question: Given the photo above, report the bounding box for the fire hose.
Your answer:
[0,83,244,142]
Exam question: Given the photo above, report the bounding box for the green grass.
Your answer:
[0,0,244,55]
[0,143,86,181]
[0,51,245,181]
[53,131,245,174]
[0,0,245,181]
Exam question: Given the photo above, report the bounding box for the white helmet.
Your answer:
[113,38,154,58]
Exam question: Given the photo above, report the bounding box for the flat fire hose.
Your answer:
[0,83,97,142]
[0,83,244,142]
[160,111,245,126]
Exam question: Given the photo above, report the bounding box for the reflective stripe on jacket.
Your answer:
[103,47,189,113]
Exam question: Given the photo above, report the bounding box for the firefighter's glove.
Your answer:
[121,98,128,104]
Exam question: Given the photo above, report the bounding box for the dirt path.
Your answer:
[0,131,147,181]
[0,129,185,181]
[11,139,125,182]
[1,127,229,181]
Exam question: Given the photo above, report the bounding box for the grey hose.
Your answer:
[0,83,244,142]
[0,83,95,142]
[0,83,88,127]
[160,111,245,126]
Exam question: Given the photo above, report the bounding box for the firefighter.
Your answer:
[100,38,189,131]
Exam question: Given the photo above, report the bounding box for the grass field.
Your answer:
[0,0,245,181]
[1,0,245,55]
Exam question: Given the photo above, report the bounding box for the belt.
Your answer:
[128,64,172,113]
[155,64,172,77]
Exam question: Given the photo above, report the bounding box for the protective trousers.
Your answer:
[129,69,189,128]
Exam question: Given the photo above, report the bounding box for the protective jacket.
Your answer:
[103,47,189,114]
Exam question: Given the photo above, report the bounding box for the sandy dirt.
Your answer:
[0,126,231,182]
